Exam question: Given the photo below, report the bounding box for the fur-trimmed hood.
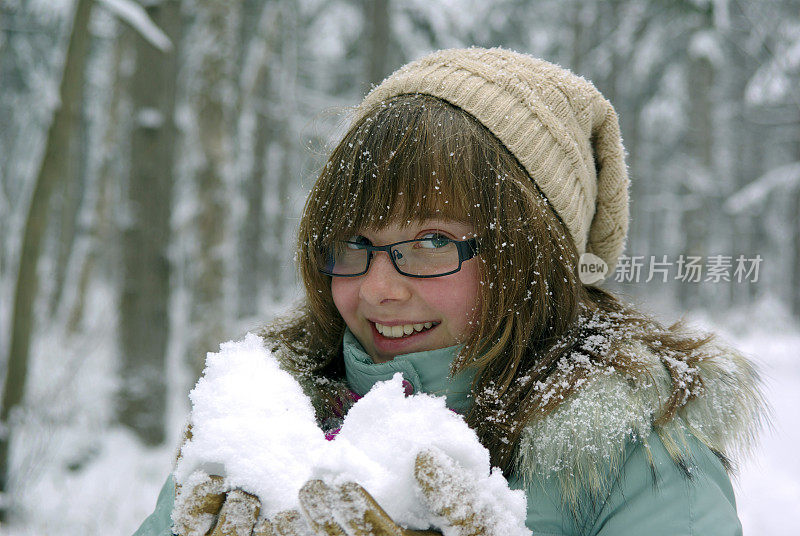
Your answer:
[513,339,768,514]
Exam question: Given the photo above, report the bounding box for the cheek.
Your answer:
[330,278,358,322]
[428,262,481,335]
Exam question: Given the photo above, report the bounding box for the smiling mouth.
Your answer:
[373,321,439,339]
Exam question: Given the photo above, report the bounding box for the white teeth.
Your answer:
[375,322,438,338]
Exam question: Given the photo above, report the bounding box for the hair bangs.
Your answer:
[308,95,489,250]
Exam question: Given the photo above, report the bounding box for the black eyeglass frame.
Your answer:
[318,237,479,278]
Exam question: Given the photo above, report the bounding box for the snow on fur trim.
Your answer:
[512,339,767,520]
[679,341,768,468]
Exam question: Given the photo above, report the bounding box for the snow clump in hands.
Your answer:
[173,333,529,534]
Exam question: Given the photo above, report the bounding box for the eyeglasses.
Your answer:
[318,235,479,278]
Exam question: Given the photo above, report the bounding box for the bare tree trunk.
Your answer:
[266,1,299,304]
[48,90,88,315]
[722,4,762,308]
[792,119,800,317]
[678,52,714,309]
[67,21,131,333]
[0,0,93,519]
[569,0,584,75]
[236,1,275,318]
[364,0,391,87]
[186,0,242,376]
[118,0,181,446]
[237,107,268,316]
[271,116,293,303]
[0,3,26,278]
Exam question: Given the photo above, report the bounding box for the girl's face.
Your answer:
[331,219,481,363]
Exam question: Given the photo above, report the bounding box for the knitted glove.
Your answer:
[172,473,266,536]
[171,473,439,536]
[294,448,513,536]
[414,449,518,536]
[172,450,506,536]
[296,479,439,536]
[172,473,315,536]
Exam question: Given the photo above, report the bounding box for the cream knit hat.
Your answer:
[354,47,630,277]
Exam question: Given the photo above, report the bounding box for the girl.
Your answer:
[135,48,766,536]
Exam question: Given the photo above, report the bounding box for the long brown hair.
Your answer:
[263,94,714,473]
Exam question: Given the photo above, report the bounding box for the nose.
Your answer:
[358,250,412,304]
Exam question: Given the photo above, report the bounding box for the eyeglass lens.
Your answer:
[321,239,461,276]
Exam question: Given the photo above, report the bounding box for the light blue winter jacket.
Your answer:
[134,329,760,535]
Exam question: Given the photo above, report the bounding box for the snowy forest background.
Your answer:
[1,0,799,534]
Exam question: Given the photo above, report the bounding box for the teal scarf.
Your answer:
[342,328,476,414]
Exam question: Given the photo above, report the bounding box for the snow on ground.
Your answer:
[683,298,800,536]
[1,302,797,535]
[2,428,174,536]
[728,329,800,536]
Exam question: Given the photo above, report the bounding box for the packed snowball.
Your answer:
[173,333,529,534]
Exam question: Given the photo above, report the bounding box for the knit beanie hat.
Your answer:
[353,47,630,278]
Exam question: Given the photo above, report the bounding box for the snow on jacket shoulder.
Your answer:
[131,338,766,536]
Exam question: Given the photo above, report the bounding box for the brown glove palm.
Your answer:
[173,449,493,536]
[173,474,440,536]
[173,473,266,536]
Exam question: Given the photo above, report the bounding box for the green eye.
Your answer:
[419,233,452,249]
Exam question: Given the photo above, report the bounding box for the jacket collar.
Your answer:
[342,328,475,414]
